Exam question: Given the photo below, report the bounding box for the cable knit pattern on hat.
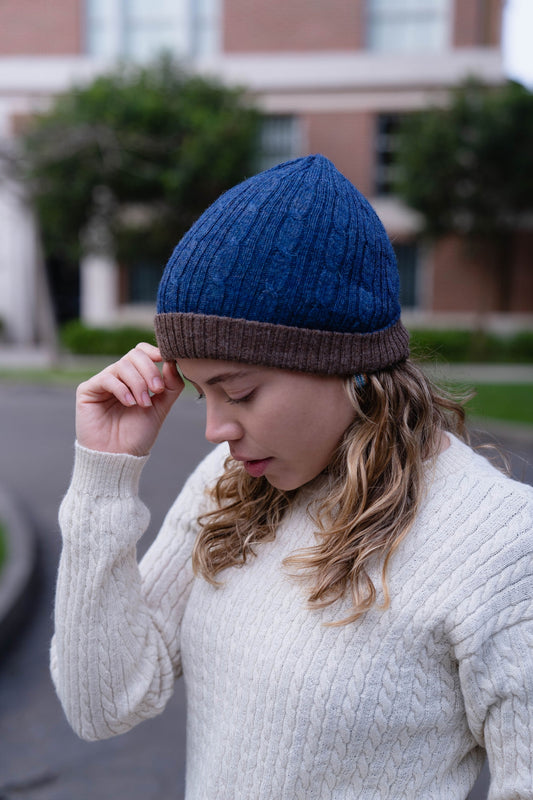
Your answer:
[155,155,409,374]
[51,436,533,799]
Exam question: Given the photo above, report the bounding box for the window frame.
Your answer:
[366,0,452,53]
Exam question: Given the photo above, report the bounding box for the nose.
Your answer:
[204,400,243,445]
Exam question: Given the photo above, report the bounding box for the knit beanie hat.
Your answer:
[155,154,409,375]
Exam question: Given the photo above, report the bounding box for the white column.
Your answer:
[0,171,55,345]
[80,186,119,327]
[80,252,119,327]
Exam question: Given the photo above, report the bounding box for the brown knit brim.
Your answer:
[154,312,410,375]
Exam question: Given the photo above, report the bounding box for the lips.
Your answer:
[231,451,273,478]
[242,458,273,478]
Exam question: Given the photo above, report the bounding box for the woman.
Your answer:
[52,155,533,799]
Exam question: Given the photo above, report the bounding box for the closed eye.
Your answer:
[226,390,256,405]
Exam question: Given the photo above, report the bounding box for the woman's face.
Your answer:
[177,359,356,491]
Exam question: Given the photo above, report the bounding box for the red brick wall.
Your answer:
[303,110,374,197]
[223,0,365,52]
[509,232,533,313]
[223,0,502,53]
[431,236,499,313]
[430,233,533,313]
[0,0,83,55]
[453,0,502,47]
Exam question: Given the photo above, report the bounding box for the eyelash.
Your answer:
[226,391,255,405]
[195,391,255,405]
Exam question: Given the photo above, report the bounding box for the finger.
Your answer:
[123,345,168,397]
[111,357,156,408]
[151,362,185,419]
[161,359,185,392]
[76,345,156,404]
[133,342,163,361]
[79,372,137,408]
[109,344,166,405]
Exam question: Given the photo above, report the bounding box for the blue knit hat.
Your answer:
[155,154,409,375]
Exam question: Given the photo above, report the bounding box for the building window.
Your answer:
[375,113,403,196]
[394,242,419,308]
[367,0,450,53]
[126,260,163,304]
[258,116,301,172]
[86,0,219,61]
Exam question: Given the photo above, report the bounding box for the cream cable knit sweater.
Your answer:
[51,435,533,799]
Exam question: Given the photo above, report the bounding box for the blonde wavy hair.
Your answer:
[192,359,468,624]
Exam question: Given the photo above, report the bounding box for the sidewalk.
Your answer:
[0,346,112,372]
[422,362,533,384]
[0,346,58,369]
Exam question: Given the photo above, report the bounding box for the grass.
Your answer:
[465,383,533,426]
[0,366,106,385]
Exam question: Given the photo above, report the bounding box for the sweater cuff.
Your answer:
[71,441,149,498]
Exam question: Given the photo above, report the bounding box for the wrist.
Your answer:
[72,441,149,497]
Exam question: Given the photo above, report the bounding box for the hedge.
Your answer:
[409,329,533,363]
[60,321,533,363]
[60,320,156,356]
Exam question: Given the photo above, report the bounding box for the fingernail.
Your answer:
[124,391,136,406]
[142,391,152,407]
[152,376,164,391]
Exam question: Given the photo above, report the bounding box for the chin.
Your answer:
[266,473,312,492]
[266,474,295,491]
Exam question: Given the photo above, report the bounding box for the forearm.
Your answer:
[51,444,177,741]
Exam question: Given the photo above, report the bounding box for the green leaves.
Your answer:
[20,56,260,265]
[395,79,533,238]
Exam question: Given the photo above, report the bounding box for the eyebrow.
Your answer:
[182,370,252,387]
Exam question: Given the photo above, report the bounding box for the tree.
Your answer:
[19,57,261,267]
[396,79,533,236]
[395,79,533,310]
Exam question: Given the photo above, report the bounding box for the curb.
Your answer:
[0,484,38,653]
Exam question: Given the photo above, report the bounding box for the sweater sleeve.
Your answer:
[50,441,226,742]
[451,483,533,799]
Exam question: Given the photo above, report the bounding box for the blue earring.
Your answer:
[353,373,368,391]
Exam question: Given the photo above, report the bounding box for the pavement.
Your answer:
[0,486,38,653]
[423,360,533,385]
[0,345,60,369]
[0,379,212,800]
[0,352,532,798]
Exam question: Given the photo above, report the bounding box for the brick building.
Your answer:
[0,0,531,343]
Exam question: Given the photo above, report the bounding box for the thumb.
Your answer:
[152,360,185,418]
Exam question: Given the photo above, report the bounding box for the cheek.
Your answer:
[313,396,355,458]
[275,394,353,455]
[251,404,310,454]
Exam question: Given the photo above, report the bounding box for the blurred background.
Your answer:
[0,1,532,798]
[0,0,532,355]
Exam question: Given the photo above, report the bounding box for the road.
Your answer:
[0,379,531,799]
[0,381,211,800]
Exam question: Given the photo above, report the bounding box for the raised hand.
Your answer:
[75,342,184,456]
